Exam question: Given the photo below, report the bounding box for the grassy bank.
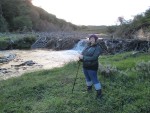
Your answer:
[0,52,150,113]
[0,33,36,50]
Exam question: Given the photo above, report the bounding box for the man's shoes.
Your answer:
[96,89,102,99]
[87,86,92,92]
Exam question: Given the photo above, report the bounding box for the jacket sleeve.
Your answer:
[79,47,87,62]
[81,46,88,55]
[83,46,101,61]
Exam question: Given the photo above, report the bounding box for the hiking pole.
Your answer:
[72,61,81,94]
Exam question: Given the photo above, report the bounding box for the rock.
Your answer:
[0,68,10,74]
[0,53,16,63]
[11,60,36,67]
[0,68,7,71]
[0,59,8,63]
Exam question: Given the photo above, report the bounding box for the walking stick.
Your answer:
[72,61,81,93]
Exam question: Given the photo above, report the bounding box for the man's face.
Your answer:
[89,37,96,44]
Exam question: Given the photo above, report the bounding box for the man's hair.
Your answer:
[89,34,98,41]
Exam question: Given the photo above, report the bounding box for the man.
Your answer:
[79,34,102,98]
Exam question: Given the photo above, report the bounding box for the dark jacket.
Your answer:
[81,43,101,70]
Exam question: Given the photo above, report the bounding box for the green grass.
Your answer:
[100,52,150,70]
[0,52,150,113]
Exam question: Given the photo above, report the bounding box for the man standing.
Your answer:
[79,34,102,99]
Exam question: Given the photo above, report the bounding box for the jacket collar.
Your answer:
[88,42,97,47]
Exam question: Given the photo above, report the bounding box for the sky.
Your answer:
[32,0,150,26]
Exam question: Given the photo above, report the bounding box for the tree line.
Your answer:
[0,0,79,32]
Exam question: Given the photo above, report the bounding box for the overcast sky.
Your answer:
[32,0,150,26]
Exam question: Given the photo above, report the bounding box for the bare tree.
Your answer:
[118,17,125,25]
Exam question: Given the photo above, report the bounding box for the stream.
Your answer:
[0,40,87,80]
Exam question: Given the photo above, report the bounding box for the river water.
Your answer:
[0,40,87,80]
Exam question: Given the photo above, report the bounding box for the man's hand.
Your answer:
[79,55,83,59]
[78,55,83,62]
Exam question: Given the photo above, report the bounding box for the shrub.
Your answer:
[99,63,118,77]
[135,61,150,78]
[13,36,36,49]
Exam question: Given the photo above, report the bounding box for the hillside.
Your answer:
[106,8,150,39]
[0,52,149,113]
[0,0,78,32]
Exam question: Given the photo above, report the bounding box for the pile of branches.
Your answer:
[98,38,150,54]
[31,32,88,50]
